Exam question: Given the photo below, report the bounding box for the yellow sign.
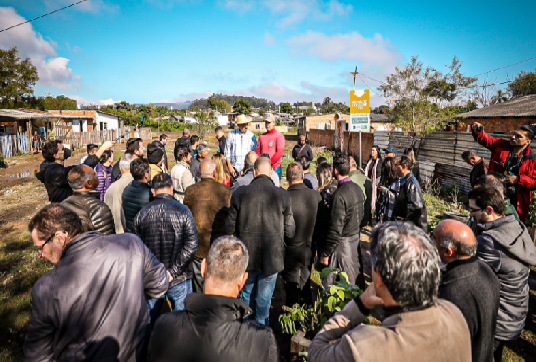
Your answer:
[350,89,370,114]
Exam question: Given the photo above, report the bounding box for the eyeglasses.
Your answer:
[36,231,66,252]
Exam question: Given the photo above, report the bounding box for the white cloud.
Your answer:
[264,32,277,46]
[285,31,403,79]
[0,7,81,91]
[264,0,353,28]
[65,42,83,54]
[44,0,119,13]
[224,0,352,27]
[67,95,121,106]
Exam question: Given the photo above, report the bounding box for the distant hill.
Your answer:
[136,102,190,109]
[190,93,277,110]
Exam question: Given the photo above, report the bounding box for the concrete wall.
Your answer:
[96,112,119,130]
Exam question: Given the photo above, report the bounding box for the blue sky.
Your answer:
[0,0,535,107]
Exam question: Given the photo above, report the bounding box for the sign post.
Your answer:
[350,89,370,166]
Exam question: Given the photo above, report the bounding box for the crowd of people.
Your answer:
[26,117,536,362]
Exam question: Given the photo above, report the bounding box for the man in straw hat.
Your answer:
[224,114,258,178]
[256,114,285,181]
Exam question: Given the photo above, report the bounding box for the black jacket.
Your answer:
[190,157,201,183]
[476,215,536,341]
[392,172,427,232]
[134,193,198,287]
[148,293,278,362]
[226,175,295,276]
[313,180,338,255]
[122,180,153,233]
[111,161,122,184]
[285,183,322,275]
[62,192,115,234]
[174,136,192,161]
[439,256,500,362]
[292,144,313,162]
[217,136,227,155]
[23,232,169,362]
[324,179,365,257]
[36,161,75,202]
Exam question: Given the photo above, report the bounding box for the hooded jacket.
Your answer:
[134,193,198,287]
[392,172,427,232]
[23,232,169,362]
[148,293,278,362]
[226,175,295,276]
[472,127,536,222]
[476,214,536,341]
[95,163,113,202]
[36,161,75,202]
[61,192,115,235]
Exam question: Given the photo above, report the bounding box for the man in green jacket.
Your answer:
[349,156,372,227]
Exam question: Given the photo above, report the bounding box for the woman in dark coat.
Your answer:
[313,163,338,265]
[364,145,382,223]
[376,157,399,223]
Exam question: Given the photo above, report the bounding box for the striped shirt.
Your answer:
[224,129,257,173]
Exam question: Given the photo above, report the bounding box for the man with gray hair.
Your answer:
[104,153,135,233]
[231,151,280,193]
[148,236,278,362]
[226,156,295,326]
[184,158,232,292]
[309,222,472,362]
[434,219,500,362]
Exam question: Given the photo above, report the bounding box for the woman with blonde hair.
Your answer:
[212,154,232,187]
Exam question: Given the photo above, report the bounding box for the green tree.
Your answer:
[322,97,332,106]
[372,105,390,114]
[0,47,39,108]
[378,55,476,149]
[207,96,220,110]
[280,102,293,114]
[233,99,252,115]
[491,89,510,104]
[507,70,536,98]
[192,111,217,140]
[219,99,231,113]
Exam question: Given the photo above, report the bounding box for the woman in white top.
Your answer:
[171,146,195,203]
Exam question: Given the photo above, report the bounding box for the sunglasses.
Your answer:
[36,231,66,252]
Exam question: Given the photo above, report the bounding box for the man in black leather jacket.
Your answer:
[61,165,115,234]
[24,204,170,362]
[148,236,278,362]
[134,173,198,315]
[122,158,153,233]
[321,153,366,289]
[392,155,427,232]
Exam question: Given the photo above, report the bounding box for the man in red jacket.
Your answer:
[256,114,285,180]
[472,122,536,223]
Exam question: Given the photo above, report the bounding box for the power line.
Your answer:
[357,74,385,99]
[0,0,88,34]
[473,56,536,77]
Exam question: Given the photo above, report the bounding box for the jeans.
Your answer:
[240,271,278,326]
[147,279,192,322]
[275,166,282,181]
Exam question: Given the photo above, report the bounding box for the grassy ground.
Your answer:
[0,129,535,361]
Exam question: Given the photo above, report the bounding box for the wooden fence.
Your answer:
[373,131,517,194]
[0,134,29,158]
[58,127,152,153]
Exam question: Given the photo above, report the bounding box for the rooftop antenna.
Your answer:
[350,66,359,91]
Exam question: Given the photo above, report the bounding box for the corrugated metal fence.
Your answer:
[374,131,507,194]
[0,134,29,158]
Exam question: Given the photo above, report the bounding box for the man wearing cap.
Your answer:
[471,122,536,223]
[256,114,286,180]
[225,114,258,178]
[147,143,165,181]
[383,146,397,158]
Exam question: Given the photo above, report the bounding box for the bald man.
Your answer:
[184,158,232,292]
[433,220,500,362]
[226,156,295,326]
[231,151,280,193]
